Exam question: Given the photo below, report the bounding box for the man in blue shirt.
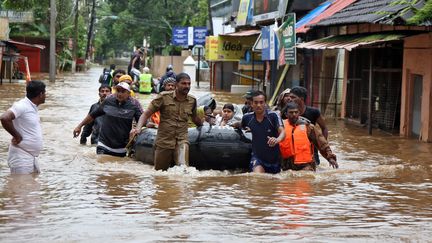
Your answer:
[240,90,285,174]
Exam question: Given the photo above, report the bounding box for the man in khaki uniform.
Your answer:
[131,73,203,170]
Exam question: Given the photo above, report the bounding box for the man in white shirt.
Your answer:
[1,81,46,174]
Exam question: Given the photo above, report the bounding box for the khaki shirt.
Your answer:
[148,91,197,149]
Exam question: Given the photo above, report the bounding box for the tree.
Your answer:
[93,0,209,59]
[4,0,88,71]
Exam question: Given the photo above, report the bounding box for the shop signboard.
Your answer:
[261,25,278,61]
[193,27,207,45]
[172,26,208,47]
[280,13,296,65]
[205,36,219,61]
[217,35,256,61]
[172,27,188,47]
[237,0,252,26]
[253,0,289,23]
[0,11,33,23]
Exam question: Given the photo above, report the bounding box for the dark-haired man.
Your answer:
[242,89,255,114]
[73,82,142,157]
[110,69,127,87]
[279,102,338,171]
[1,81,46,174]
[128,48,144,81]
[80,84,112,145]
[289,86,329,165]
[239,91,285,174]
[131,72,203,170]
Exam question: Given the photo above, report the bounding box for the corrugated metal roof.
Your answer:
[5,40,45,50]
[296,33,406,51]
[220,29,260,36]
[296,1,333,31]
[297,0,357,33]
[313,0,426,26]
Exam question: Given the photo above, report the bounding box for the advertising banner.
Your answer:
[217,35,257,61]
[237,0,251,26]
[205,36,219,61]
[253,0,289,23]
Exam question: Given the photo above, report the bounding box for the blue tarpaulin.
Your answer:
[296,1,333,29]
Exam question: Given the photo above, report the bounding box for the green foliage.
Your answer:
[93,0,209,59]
[58,48,73,71]
[4,0,210,64]
[409,0,432,24]
[2,0,48,10]
[190,0,208,26]
[5,0,88,66]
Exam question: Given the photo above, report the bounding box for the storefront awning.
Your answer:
[296,33,406,51]
[5,40,45,50]
[220,29,260,37]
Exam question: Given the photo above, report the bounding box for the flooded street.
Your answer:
[1,67,431,242]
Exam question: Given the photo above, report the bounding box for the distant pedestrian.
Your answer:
[138,67,153,94]
[273,88,291,119]
[0,81,46,174]
[238,91,285,174]
[110,69,127,87]
[80,84,112,145]
[99,64,116,86]
[128,47,144,81]
[242,90,255,115]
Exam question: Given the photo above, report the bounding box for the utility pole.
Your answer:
[207,0,213,35]
[49,0,57,82]
[85,0,96,60]
[72,0,79,73]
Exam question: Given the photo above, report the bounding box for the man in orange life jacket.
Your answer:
[279,102,338,171]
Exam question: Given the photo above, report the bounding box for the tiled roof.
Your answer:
[314,0,426,26]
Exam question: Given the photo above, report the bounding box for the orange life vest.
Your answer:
[280,120,314,164]
[151,112,160,125]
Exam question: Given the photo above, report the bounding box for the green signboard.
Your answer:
[281,13,296,65]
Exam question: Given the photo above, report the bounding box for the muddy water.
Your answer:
[0,68,431,242]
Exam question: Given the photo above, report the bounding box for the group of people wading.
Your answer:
[74,65,338,174]
[1,62,338,175]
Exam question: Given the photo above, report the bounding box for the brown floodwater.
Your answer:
[0,68,431,242]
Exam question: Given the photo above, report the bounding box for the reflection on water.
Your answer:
[0,68,432,241]
[0,175,42,225]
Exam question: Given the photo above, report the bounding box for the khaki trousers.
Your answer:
[154,142,189,171]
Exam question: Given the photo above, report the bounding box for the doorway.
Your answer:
[411,74,423,138]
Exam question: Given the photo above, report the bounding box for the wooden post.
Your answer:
[368,49,373,135]
[85,0,96,60]
[72,0,79,73]
[49,0,57,82]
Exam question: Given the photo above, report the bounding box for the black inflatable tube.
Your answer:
[133,126,252,171]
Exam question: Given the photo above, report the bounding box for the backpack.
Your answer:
[100,69,112,85]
